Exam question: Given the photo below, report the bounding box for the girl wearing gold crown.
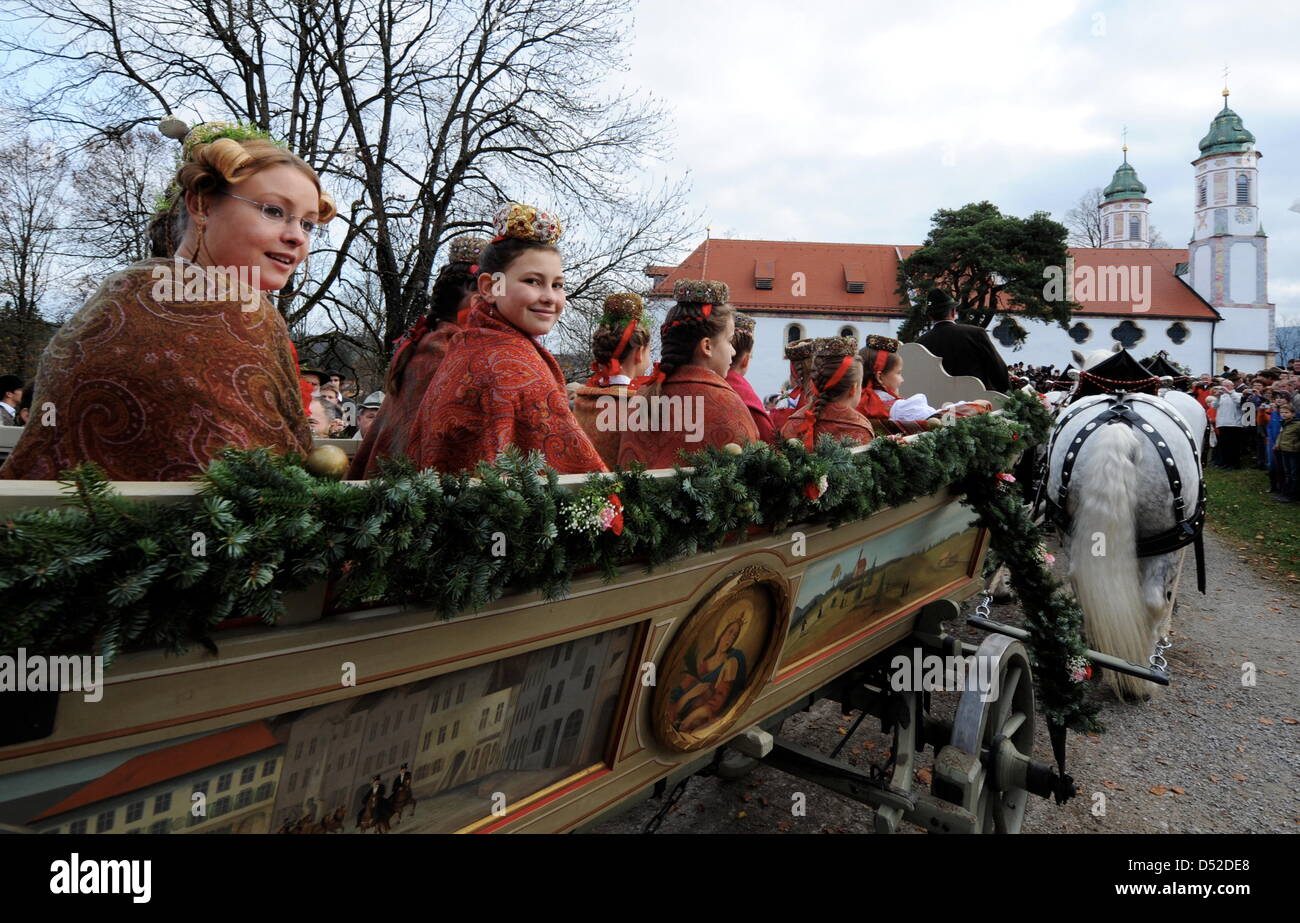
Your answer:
[727,313,776,443]
[617,280,759,468]
[349,235,489,478]
[855,335,938,436]
[1,120,334,481]
[780,337,877,447]
[769,338,814,434]
[571,293,652,468]
[411,204,606,474]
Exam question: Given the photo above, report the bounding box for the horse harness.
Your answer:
[1040,392,1206,594]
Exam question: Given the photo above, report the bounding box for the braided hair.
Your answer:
[590,293,650,386]
[797,337,860,447]
[640,300,735,400]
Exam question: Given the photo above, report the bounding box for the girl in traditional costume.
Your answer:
[726,313,776,443]
[780,336,876,447]
[0,119,333,481]
[348,235,489,477]
[856,335,939,436]
[617,280,759,469]
[769,338,814,433]
[412,203,606,474]
[571,293,651,468]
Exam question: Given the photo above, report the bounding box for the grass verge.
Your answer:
[1204,465,1299,583]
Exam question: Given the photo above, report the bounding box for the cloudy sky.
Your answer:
[623,0,1300,323]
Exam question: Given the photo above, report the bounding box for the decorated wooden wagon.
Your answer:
[0,347,1099,835]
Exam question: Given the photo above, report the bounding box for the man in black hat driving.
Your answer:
[916,291,1010,392]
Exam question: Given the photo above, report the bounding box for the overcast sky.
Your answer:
[623,0,1299,324]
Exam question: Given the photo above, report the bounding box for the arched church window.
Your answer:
[1198,181,1207,207]
[1129,216,1141,240]
[1236,174,1249,205]
[785,323,804,344]
[1166,322,1189,345]
[1111,320,1145,349]
[1068,323,1091,344]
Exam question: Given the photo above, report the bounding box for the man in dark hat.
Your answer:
[916,291,1010,392]
[0,375,23,427]
[392,762,411,794]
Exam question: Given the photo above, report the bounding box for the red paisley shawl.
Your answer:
[779,401,877,447]
[616,365,760,469]
[413,302,606,474]
[572,383,634,470]
[349,319,460,478]
[0,259,312,481]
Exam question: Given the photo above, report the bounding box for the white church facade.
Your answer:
[644,92,1276,400]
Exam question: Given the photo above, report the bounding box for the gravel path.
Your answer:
[588,526,1299,834]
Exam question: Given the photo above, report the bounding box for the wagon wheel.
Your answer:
[936,633,1036,833]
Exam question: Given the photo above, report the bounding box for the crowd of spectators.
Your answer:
[1193,359,1300,502]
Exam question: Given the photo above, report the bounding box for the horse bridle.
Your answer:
[1040,392,1206,593]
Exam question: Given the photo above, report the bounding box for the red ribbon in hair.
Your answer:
[796,355,854,449]
[586,319,640,387]
[632,361,667,389]
[392,313,433,368]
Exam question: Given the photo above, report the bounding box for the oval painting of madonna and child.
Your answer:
[652,567,791,752]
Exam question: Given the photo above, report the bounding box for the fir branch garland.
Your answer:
[0,391,1095,730]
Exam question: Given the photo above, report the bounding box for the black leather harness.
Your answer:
[1042,393,1206,594]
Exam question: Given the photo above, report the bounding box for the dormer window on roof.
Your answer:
[843,263,865,294]
[754,259,774,291]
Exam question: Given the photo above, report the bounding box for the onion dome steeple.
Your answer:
[1102,146,1148,203]
[1198,88,1255,156]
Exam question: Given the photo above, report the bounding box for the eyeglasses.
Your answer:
[224,193,321,236]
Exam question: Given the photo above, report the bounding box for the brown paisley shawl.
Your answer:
[779,401,877,447]
[0,259,311,481]
[348,319,460,478]
[617,365,760,469]
[412,301,607,475]
[572,382,634,469]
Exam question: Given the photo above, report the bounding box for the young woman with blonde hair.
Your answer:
[1,119,334,481]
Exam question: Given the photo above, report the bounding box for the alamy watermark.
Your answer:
[0,648,104,702]
[50,854,151,903]
[594,394,705,443]
[151,257,262,311]
[889,648,999,702]
[1043,255,1152,312]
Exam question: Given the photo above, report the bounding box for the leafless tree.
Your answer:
[1063,187,1104,248]
[2,0,697,373]
[0,138,67,377]
[1065,186,1171,249]
[61,128,173,295]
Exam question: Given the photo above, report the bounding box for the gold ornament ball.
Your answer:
[305,444,350,480]
[722,442,743,455]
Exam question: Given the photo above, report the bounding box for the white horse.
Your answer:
[1045,346,1206,698]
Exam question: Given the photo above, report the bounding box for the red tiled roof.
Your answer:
[647,239,911,316]
[1064,248,1217,320]
[648,240,1218,321]
[31,722,278,823]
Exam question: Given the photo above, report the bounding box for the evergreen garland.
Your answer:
[0,390,1097,730]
